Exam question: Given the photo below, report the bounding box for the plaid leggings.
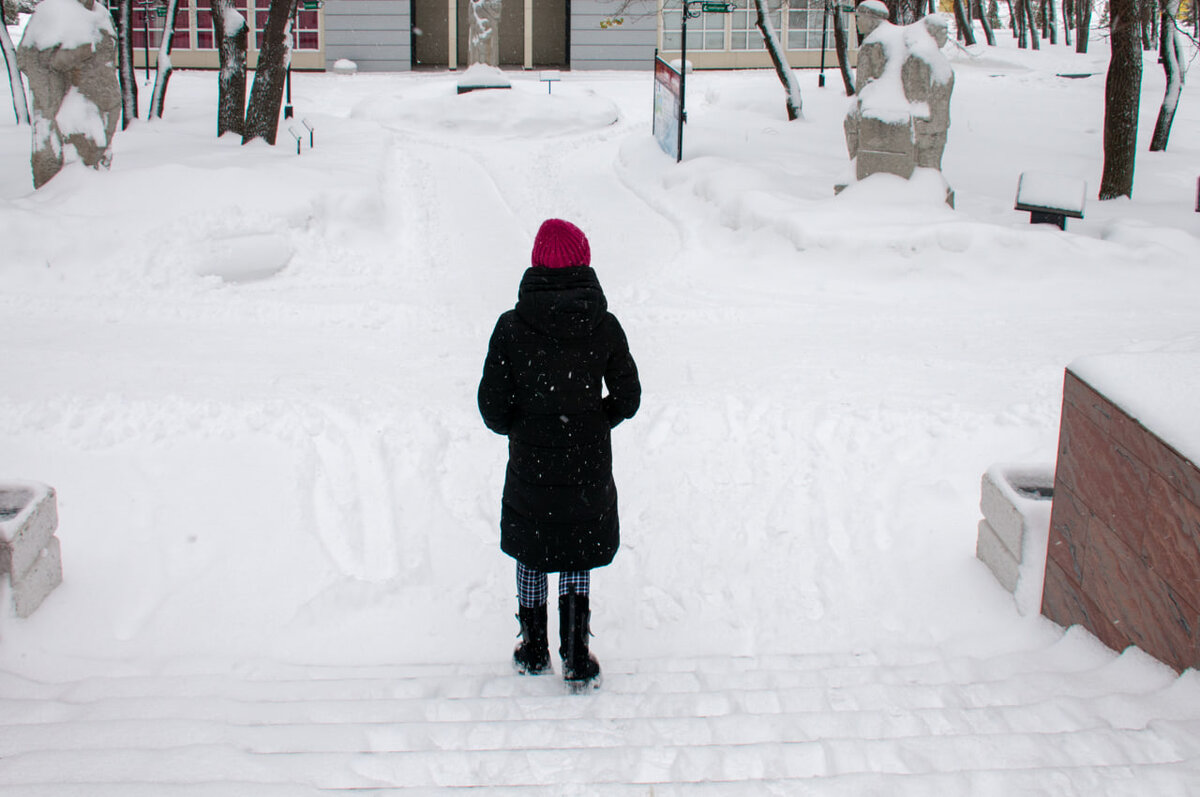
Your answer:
[517,561,590,608]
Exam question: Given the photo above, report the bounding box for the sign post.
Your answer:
[663,0,733,162]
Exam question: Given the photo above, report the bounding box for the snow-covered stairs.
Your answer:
[2,635,1200,795]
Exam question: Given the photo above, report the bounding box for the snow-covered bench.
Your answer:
[0,482,63,618]
[1014,171,1086,230]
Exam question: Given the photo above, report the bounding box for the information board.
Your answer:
[652,56,682,162]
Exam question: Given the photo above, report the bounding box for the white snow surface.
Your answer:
[18,0,114,51]
[1071,353,1200,465]
[2,30,1200,793]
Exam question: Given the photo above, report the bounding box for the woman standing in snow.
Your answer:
[478,218,641,691]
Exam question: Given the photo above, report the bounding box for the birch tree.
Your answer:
[243,0,298,144]
[0,16,29,124]
[210,0,247,137]
[753,0,801,120]
[1148,0,1186,150]
[149,0,182,118]
[1098,0,1141,199]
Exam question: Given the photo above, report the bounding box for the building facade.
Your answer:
[116,0,856,72]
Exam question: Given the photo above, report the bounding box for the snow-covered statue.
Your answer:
[843,1,955,204]
[17,0,121,189]
[468,0,503,67]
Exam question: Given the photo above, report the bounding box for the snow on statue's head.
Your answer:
[854,0,889,36]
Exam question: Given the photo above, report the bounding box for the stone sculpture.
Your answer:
[842,1,955,204]
[468,0,503,67]
[17,0,121,189]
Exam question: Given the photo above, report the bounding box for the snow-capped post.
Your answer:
[752,0,800,120]
[0,18,30,124]
[148,0,181,119]
[1148,0,1186,152]
[840,1,955,205]
[17,0,122,189]
[209,0,247,137]
[242,0,298,145]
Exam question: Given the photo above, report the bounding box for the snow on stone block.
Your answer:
[456,64,511,95]
[1015,171,1087,217]
[977,465,1053,606]
[13,535,62,618]
[976,519,1020,593]
[0,481,59,582]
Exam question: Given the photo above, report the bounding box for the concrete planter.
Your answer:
[0,481,63,618]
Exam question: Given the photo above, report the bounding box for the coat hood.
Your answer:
[515,266,608,340]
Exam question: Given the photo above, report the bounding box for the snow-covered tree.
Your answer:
[149,0,182,118]
[1,14,30,124]
[1148,0,1187,151]
[243,0,297,144]
[1098,0,1141,199]
[210,0,247,137]
[753,0,801,120]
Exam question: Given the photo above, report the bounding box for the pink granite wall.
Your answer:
[1042,369,1200,672]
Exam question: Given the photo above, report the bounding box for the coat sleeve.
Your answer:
[602,317,641,429]
[478,316,516,435]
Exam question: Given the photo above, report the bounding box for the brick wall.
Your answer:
[1042,369,1200,672]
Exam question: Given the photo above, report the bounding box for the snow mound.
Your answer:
[193,232,294,283]
[352,83,619,138]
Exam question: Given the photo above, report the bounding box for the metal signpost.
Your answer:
[666,0,733,162]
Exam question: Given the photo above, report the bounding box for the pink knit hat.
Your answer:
[531,219,591,269]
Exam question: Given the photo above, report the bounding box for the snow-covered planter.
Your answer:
[0,481,63,618]
[977,464,1053,614]
[17,0,121,188]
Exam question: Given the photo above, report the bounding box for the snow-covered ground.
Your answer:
[2,25,1200,792]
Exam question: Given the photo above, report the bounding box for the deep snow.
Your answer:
[1,23,1199,789]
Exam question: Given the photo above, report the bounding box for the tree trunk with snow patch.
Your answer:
[210,0,247,137]
[1099,0,1141,199]
[974,0,996,44]
[0,17,29,124]
[953,0,977,43]
[149,0,181,119]
[1076,0,1092,51]
[243,0,297,145]
[833,5,855,95]
[115,0,137,128]
[753,0,801,121]
[1148,0,1185,151]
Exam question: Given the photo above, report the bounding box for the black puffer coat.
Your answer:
[478,266,641,572]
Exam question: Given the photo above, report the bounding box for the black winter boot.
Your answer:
[559,592,601,692]
[513,603,551,675]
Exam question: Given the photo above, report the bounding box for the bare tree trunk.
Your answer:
[832,4,856,94]
[115,0,137,128]
[149,0,181,119]
[1076,0,1092,51]
[1045,0,1058,42]
[753,0,801,120]
[1025,0,1041,47]
[1149,0,1185,150]
[0,17,28,124]
[243,0,298,145]
[975,0,997,43]
[1099,0,1142,199]
[1017,0,1029,46]
[210,0,247,137]
[954,0,978,43]
[1062,0,1073,45]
